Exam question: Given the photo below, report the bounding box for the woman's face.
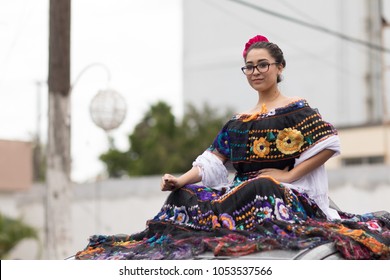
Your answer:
[244,48,283,93]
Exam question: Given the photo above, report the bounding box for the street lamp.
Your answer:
[71,63,127,147]
[89,88,127,148]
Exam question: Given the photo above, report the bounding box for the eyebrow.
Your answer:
[246,58,269,64]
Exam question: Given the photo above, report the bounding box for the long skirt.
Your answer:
[75,177,390,260]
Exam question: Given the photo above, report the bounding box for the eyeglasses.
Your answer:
[241,62,278,75]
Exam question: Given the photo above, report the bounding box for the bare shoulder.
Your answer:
[236,107,258,115]
[286,96,304,103]
[278,96,305,108]
[237,96,306,115]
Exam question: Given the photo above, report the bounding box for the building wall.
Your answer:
[182,0,389,127]
[0,176,167,260]
[326,123,390,168]
[0,140,32,191]
[339,125,390,160]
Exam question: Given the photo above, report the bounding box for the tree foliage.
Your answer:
[99,101,232,177]
[0,213,38,259]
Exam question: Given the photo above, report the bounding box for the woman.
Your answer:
[76,35,390,260]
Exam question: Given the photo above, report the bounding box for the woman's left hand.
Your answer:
[161,174,181,191]
[257,166,291,183]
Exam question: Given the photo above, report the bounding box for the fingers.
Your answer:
[257,168,269,175]
[160,174,177,191]
[256,168,278,178]
[259,168,279,174]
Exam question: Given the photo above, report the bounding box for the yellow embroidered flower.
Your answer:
[211,215,221,229]
[276,128,304,155]
[252,137,270,157]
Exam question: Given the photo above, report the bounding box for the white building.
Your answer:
[182,0,390,127]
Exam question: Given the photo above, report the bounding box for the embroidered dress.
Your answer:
[75,100,390,260]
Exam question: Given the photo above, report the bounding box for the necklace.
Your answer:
[242,90,281,122]
[260,103,268,114]
[259,90,281,114]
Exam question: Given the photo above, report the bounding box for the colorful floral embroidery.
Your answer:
[257,205,272,221]
[220,213,236,230]
[211,130,230,157]
[276,128,304,155]
[252,137,271,157]
[173,206,189,224]
[360,220,382,232]
[274,198,292,221]
[75,179,390,260]
[212,215,221,229]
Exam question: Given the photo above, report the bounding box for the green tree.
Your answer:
[99,101,232,177]
[175,103,232,172]
[127,101,178,175]
[0,213,38,259]
[99,149,130,178]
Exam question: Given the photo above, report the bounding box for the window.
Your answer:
[341,156,384,166]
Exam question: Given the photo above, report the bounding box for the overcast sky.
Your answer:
[0,0,182,182]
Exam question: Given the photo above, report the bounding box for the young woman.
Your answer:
[76,35,390,260]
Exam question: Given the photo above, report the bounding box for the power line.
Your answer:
[199,0,360,78]
[276,0,324,26]
[227,0,390,53]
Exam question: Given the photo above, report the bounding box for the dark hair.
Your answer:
[244,41,286,83]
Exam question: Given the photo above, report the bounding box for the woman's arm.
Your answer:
[161,167,201,191]
[160,150,228,192]
[259,149,336,183]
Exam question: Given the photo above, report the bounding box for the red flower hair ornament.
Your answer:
[243,35,269,57]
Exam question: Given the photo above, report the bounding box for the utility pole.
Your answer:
[366,0,384,123]
[46,0,72,259]
[33,81,43,182]
[380,1,390,165]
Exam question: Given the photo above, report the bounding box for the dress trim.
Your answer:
[234,98,307,121]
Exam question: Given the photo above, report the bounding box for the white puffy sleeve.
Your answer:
[283,135,341,220]
[192,150,231,191]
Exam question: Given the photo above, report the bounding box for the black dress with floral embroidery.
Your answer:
[75,100,390,260]
[209,99,336,184]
